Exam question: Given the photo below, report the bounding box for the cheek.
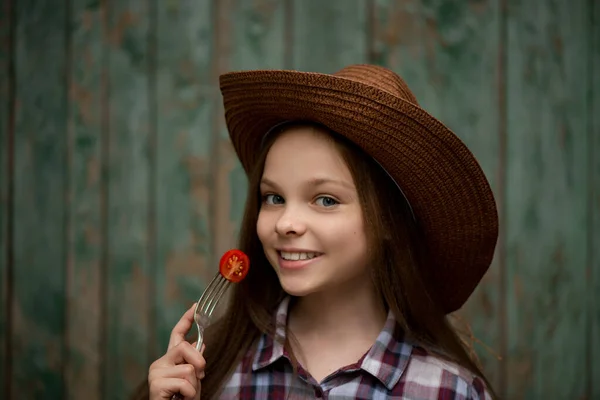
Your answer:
[325,216,365,246]
[256,211,271,243]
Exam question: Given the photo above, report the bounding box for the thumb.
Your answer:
[168,303,196,350]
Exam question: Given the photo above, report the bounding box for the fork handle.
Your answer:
[170,337,203,400]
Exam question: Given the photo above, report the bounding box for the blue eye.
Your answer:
[315,196,338,207]
[264,194,285,205]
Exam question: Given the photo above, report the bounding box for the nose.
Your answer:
[275,205,307,236]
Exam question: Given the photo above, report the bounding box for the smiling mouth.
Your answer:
[278,251,323,261]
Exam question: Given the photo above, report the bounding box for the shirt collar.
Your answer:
[251,297,289,371]
[251,296,414,390]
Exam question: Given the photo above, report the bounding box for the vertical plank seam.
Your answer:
[147,0,158,364]
[63,0,73,397]
[208,0,219,274]
[100,0,111,398]
[585,0,595,396]
[365,0,374,64]
[497,0,508,396]
[209,0,230,268]
[284,0,294,69]
[4,0,15,397]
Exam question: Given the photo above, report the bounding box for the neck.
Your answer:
[288,276,387,342]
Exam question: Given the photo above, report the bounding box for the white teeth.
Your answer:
[280,251,319,261]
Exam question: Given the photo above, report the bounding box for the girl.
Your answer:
[138,64,499,399]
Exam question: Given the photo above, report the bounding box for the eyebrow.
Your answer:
[260,177,354,190]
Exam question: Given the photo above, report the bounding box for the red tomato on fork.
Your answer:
[219,249,250,283]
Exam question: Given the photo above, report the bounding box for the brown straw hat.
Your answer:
[218,64,498,313]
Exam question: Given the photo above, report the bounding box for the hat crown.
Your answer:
[333,64,420,105]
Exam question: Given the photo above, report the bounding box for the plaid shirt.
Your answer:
[217,297,492,399]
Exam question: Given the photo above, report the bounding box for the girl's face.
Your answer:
[256,125,370,297]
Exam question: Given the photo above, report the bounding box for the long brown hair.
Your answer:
[131,122,497,399]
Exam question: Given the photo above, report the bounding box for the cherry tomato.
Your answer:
[219,249,250,283]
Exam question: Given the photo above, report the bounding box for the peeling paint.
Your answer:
[109,11,136,47]
[165,250,208,302]
[2,0,597,399]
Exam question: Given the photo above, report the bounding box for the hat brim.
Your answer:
[219,69,498,313]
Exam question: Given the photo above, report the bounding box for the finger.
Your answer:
[149,377,196,400]
[198,344,206,379]
[148,363,200,385]
[154,342,206,378]
[185,345,205,380]
[189,342,205,354]
[168,303,197,350]
[166,343,206,375]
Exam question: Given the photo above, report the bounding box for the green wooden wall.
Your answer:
[0,0,598,399]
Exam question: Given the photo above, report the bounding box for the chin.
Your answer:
[278,277,321,297]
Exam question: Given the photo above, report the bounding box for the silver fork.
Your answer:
[171,272,231,400]
[191,272,230,351]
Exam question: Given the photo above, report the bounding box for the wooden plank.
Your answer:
[505,0,589,397]
[213,0,288,260]
[105,1,152,398]
[229,0,288,70]
[0,0,12,397]
[152,0,215,359]
[590,0,599,396]
[65,1,106,399]
[11,0,68,398]
[291,0,368,73]
[372,0,504,391]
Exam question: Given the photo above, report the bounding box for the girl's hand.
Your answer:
[148,304,206,400]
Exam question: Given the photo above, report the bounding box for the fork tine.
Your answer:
[203,276,228,314]
[205,278,230,317]
[197,273,222,310]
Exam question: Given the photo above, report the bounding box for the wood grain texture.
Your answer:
[153,0,214,360]
[229,0,288,70]
[213,0,288,262]
[371,0,503,390]
[590,0,599,396]
[291,0,368,73]
[105,0,152,397]
[12,0,68,398]
[65,1,106,399]
[505,0,589,397]
[0,0,11,397]
[1,2,598,399]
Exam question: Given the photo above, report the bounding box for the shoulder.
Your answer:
[397,346,493,400]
